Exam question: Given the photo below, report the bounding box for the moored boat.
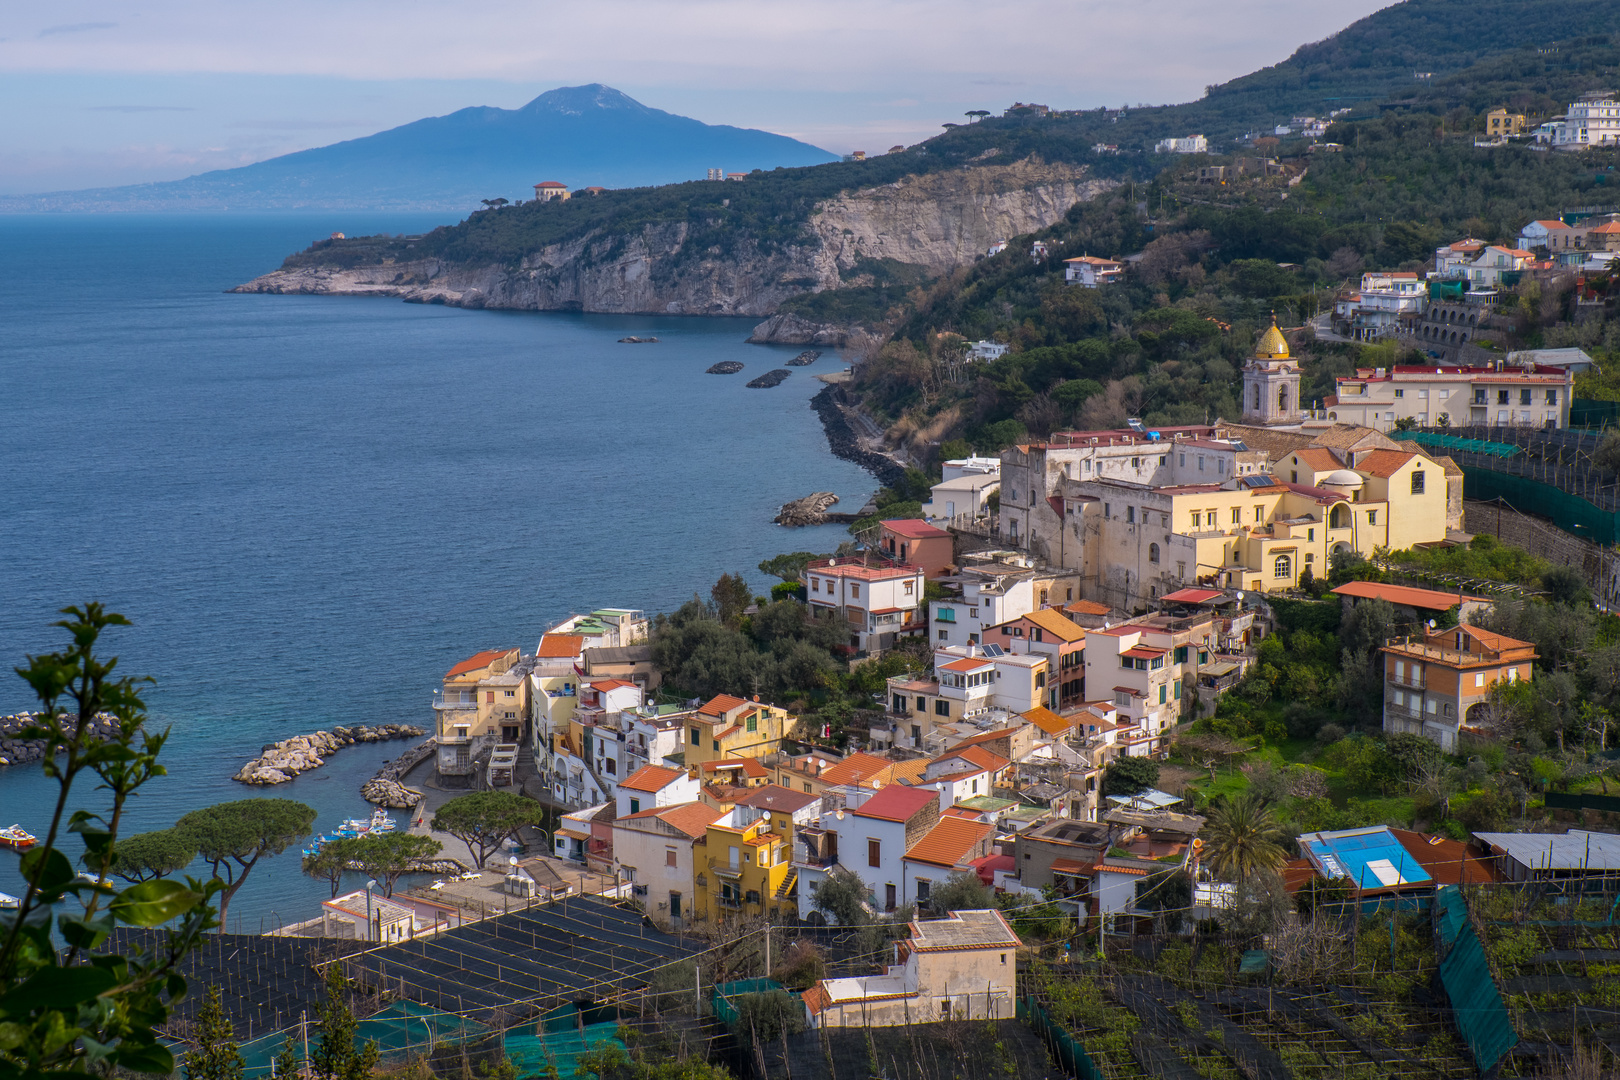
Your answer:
[0,825,37,851]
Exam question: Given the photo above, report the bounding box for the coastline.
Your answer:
[809,384,908,489]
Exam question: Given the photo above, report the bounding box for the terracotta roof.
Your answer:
[446,649,513,680]
[802,984,831,1016]
[810,560,922,582]
[905,818,995,868]
[940,657,994,673]
[1592,222,1620,235]
[658,802,725,839]
[970,853,1016,884]
[930,767,989,784]
[537,634,585,659]
[1096,863,1150,876]
[1391,829,1503,885]
[700,758,769,778]
[619,765,685,793]
[587,679,639,692]
[1049,858,1093,875]
[817,752,893,788]
[1290,447,1343,472]
[1354,449,1417,478]
[1332,580,1467,610]
[888,758,931,785]
[1018,607,1086,643]
[1064,599,1112,616]
[698,694,749,717]
[1123,645,1167,659]
[882,519,951,539]
[950,745,1011,774]
[1280,857,1318,893]
[1454,624,1535,652]
[1531,219,1571,229]
[1160,587,1226,605]
[947,728,1016,751]
[852,784,938,822]
[736,784,821,813]
[1022,706,1073,736]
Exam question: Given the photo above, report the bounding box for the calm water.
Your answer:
[0,213,870,927]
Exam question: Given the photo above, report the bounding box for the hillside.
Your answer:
[0,85,835,212]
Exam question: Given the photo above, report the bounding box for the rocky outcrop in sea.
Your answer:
[361,737,436,809]
[776,492,856,527]
[233,724,424,785]
[0,713,122,766]
[746,369,792,388]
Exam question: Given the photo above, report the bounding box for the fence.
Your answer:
[1432,886,1518,1074]
[234,1001,492,1079]
[1018,995,1104,1080]
[1542,791,1620,814]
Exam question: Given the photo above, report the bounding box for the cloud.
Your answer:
[38,22,117,37]
[87,104,194,112]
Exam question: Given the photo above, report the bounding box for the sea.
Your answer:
[0,212,872,930]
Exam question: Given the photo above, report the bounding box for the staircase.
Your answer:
[774,866,799,902]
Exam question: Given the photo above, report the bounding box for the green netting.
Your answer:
[538,1003,621,1034]
[1434,886,1518,1073]
[504,1022,624,1080]
[1570,399,1620,429]
[1435,884,1470,950]
[1464,468,1620,544]
[710,979,788,1028]
[1544,791,1620,814]
[1238,950,1270,975]
[234,1002,489,1078]
[1405,431,1521,458]
[1021,994,1104,1080]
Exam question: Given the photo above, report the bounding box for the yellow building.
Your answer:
[433,648,530,780]
[1486,109,1527,137]
[695,808,794,920]
[1071,443,1448,606]
[683,694,797,767]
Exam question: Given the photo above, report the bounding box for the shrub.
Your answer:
[730,990,805,1043]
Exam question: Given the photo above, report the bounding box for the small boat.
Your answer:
[0,891,18,910]
[0,825,37,851]
[369,810,396,833]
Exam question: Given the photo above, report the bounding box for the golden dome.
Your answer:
[1255,317,1289,360]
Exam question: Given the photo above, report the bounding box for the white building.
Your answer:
[611,801,721,926]
[795,784,943,918]
[1329,360,1572,429]
[1535,96,1620,149]
[1334,272,1426,340]
[968,341,1009,362]
[1463,246,1536,287]
[1434,238,1488,278]
[616,764,701,817]
[930,562,1042,649]
[1083,613,1217,758]
[923,472,1000,526]
[942,455,1002,481]
[1520,219,1577,251]
[805,559,927,653]
[1155,135,1208,154]
[1064,256,1124,287]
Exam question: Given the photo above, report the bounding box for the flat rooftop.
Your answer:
[910,909,1021,950]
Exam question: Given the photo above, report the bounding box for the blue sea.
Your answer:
[0,213,870,929]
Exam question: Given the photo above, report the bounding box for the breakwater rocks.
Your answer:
[618,336,659,343]
[786,350,822,366]
[809,385,907,488]
[706,361,744,374]
[746,369,792,388]
[776,492,857,527]
[362,737,435,809]
[233,724,425,785]
[0,712,121,766]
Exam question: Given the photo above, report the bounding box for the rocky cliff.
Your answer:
[234,158,1114,319]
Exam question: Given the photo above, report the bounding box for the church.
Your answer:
[1241,316,1302,425]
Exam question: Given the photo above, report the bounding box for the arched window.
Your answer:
[1273,554,1292,579]
[1253,386,1261,411]
[1148,543,1161,564]
[1330,504,1350,528]
[1278,386,1289,414]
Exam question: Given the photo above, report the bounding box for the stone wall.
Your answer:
[1462,499,1620,605]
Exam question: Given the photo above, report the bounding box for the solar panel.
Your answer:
[979,643,1006,657]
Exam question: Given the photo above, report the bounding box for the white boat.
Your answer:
[0,891,19,909]
[0,825,37,851]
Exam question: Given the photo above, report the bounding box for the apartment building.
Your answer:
[985,607,1087,711]
[549,608,648,649]
[1064,256,1124,287]
[804,558,926,653]
[1381,624,1537,751]
[611,801,721,927]
[1434,238,1487,277]
[1084,612,1216,757]
[1329,360,1572,430]
[930,553,1081,648]
[433,648,531,782]
[878,519,954,579]
[1331,272,1426,341]
[795,784,942,918]
[695,800,797,921]
[879,644,1051,750]
[682,694,797,768]
[1536,96,1620,149]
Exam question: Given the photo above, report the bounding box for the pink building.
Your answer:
[879,519,954,579]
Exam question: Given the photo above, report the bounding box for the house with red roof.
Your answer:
[794,783,941,919]
[615,765,701,817]
[433,647,529,783]
[903,818,997,908]
[878,519,954,579]
[1381,624,1537,751]
[611,800,721,927]
[533,180,570,202]
[804,557,926,653]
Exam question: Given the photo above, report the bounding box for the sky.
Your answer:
[0,0,1396,195]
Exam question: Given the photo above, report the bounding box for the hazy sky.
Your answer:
[1,1,1395,194]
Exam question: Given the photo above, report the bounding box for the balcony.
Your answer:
[717,895,743,910]
[1384,701,1424,723]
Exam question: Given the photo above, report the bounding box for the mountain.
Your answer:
[2,84,837,212]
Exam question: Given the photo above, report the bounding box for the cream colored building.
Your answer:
[1328,360,1572,430]
[433,648,531,781]
[804,910,1021,1027]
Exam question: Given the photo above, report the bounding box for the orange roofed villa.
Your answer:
[1381,624,1537,752]
[434,648,531,783]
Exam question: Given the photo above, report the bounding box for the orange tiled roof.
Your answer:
[802,984,831,1016]
[657,802,725,839]
[852,784,938,822]
[701,758,769,778]
[949,745,1010,774]
[1333,581,1469,610]
[446,649,513,680]
[905,818,995,868]
[537,634,585,658]
[1018,607,1086,643]
[1290,447,1342,472]
[940,657,994,673]
[736,784,820,813]
[1064,599,1111,616]
[619,765,685,793]
[1354,449,1417,478]
[818,752,893,788]
[888,758,930,785]
[883,519,952,539]
[698,694,749,717]
[1022,706,1072,737]
[1453,624,1535,652]
[588,679,639,691]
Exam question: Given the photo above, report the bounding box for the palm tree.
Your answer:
[1201,793,1290,882]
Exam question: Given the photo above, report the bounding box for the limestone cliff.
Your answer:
[234,158,1115,319]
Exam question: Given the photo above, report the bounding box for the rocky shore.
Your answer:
[810,385,907,488]
[746,314,857,345]
[361,737,435,809]
[0,712,122,766]
[233,724,424,785]
[776,492,858,527]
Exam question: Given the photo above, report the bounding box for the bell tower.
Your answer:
[1241,315,1302,425]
